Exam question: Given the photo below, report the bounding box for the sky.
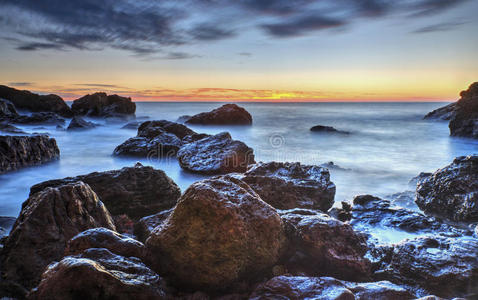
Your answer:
[0,0,477,102]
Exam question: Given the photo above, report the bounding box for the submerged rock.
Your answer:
[67,116,97,130]
[184,103,252,125]
[71,92,136,117]
[416,155,478,222]
[29,248,167,300]
[30,163,181,220]
[145,175,286,291]
[121,121,141,129]
[0,135,59,173]
[12,112,65,125]
[0,85,73,117]
[250,276,413,300]
[235,162,335,211]
[310,125,350,134]
[1,182,115,291]
[0,123,26,134]
[177,132,255,174]
[280,209,371,281]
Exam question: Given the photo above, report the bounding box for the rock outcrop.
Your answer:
[145,175,286,291]
[234,162,335,211]
[1,182,115,292]
[71,92,136,117]
[67,116,97,130]
[416,155,478,222]
[30,163,181,220]
[29,248,167,300]
[0,123,26,134]
[0,85,72,117]
[0,98,19,118]
[12,112,65,125]
[177,132,255,174]
[0,135,60,173]
[310,125,350,134]
[183,104,252,125]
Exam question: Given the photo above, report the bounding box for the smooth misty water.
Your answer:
[1,102,478,227]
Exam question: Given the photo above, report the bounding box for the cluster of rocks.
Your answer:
[425,82,478,138]
[1,153,476,299]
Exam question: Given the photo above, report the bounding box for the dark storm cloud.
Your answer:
[16,42,64,51]
[238,0,313,15]
[412,21,467,34]
[409,0,470,17]
[162,52,200,60]
[188,24,236,41]
[261,15,346,37]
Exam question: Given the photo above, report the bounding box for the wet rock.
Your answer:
[71,92,136,117]
[350,195,469,237]
[235,162,335,211]
[12,112,66,125]
[0,98,19,118]
[67,116,97,130]
[177,132,255,174]
[0,123,26,134]
[30,163,181,220]
[184,104,252,125]
[408,172,432,188]
[145,175,286,291]
[416,155,478,222]
[379,236,478,298]
[29,248,167,300]
[424,103,457,120]
[0,216,15,238]
[250,276,412,300]
[1,182,115,291]
[280,209,371,281]
[0,135,60,173]
[320,161,351,171]
[65,227,144,259]
[134,208,173,243]
[139,120,197,139]
[310,125,350,134]
[0,85,73,117]
[122,121,141,129]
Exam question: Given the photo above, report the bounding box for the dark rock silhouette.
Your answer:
[0,99,19,118]
[0,123,26,134]
[67,116,97,130]
[0,135,59,173]
[0,85,72,117]
[71,92,136,117]
[183,104,252,125]
[310,125,350,134]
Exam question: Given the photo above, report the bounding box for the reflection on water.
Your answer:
[1,102,477,225]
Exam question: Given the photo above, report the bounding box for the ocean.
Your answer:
[1,101,477,221]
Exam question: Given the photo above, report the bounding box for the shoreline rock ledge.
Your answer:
[181,103,253,125]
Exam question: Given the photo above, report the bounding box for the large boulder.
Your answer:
[379,236,478,298]
[29,248,167,300]
[183,104,252,125]
[280,209,371,281]
[250,276,413,300]
[0,135,60,173]
[67,116,97,130]
[235,162,335,211]
[177,132,255,174]
[145,175,286,291]
[416,155,478,222]
[138,120,197,139]
[71,92,136,117]
[1,182,115,292]
[30,163,181,220]
[0,85,72,117]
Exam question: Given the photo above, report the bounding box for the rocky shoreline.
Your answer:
[0,84,477,299]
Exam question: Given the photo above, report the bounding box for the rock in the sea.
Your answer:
[235,162,335,211]
[121,121,141,129]
[67,116,97,130]
[250,276,413,300]
[12,112,65,125]
[424,102,457,120]
[0,123,26,134]
[71,92,136,117]
[0,85,73,117]
[310,125,350,134]
[0,98,19,118]
[416,155,478,222]
[30,163,181,220]
[177,132,255,174]
[134,208,173,243]
[380,236,478,298]
[280,209,371,281]
[1,182,115,291]
[145,175,286,291]
[139,120,197,139]
[29,248,167,300]
[184,104,252,125]
[0,135,60,173]
[65,227,144,259]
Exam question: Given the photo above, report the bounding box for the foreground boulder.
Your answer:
[379,236,478,298]
[67,116,97,130]
[281,209,371,281]
[416,155,478,222]
[1,182,115,292]
[71,92,136,117]
[177,132,255,174]
[310,125,350,134]
[0,135,60,173]
[29,248,167,300]
[30,163,181,220]
[145,176,286,291]
[0,85,72,117]
[250,276,413,300]
[235,162,335,211]
[183,103,252,125]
